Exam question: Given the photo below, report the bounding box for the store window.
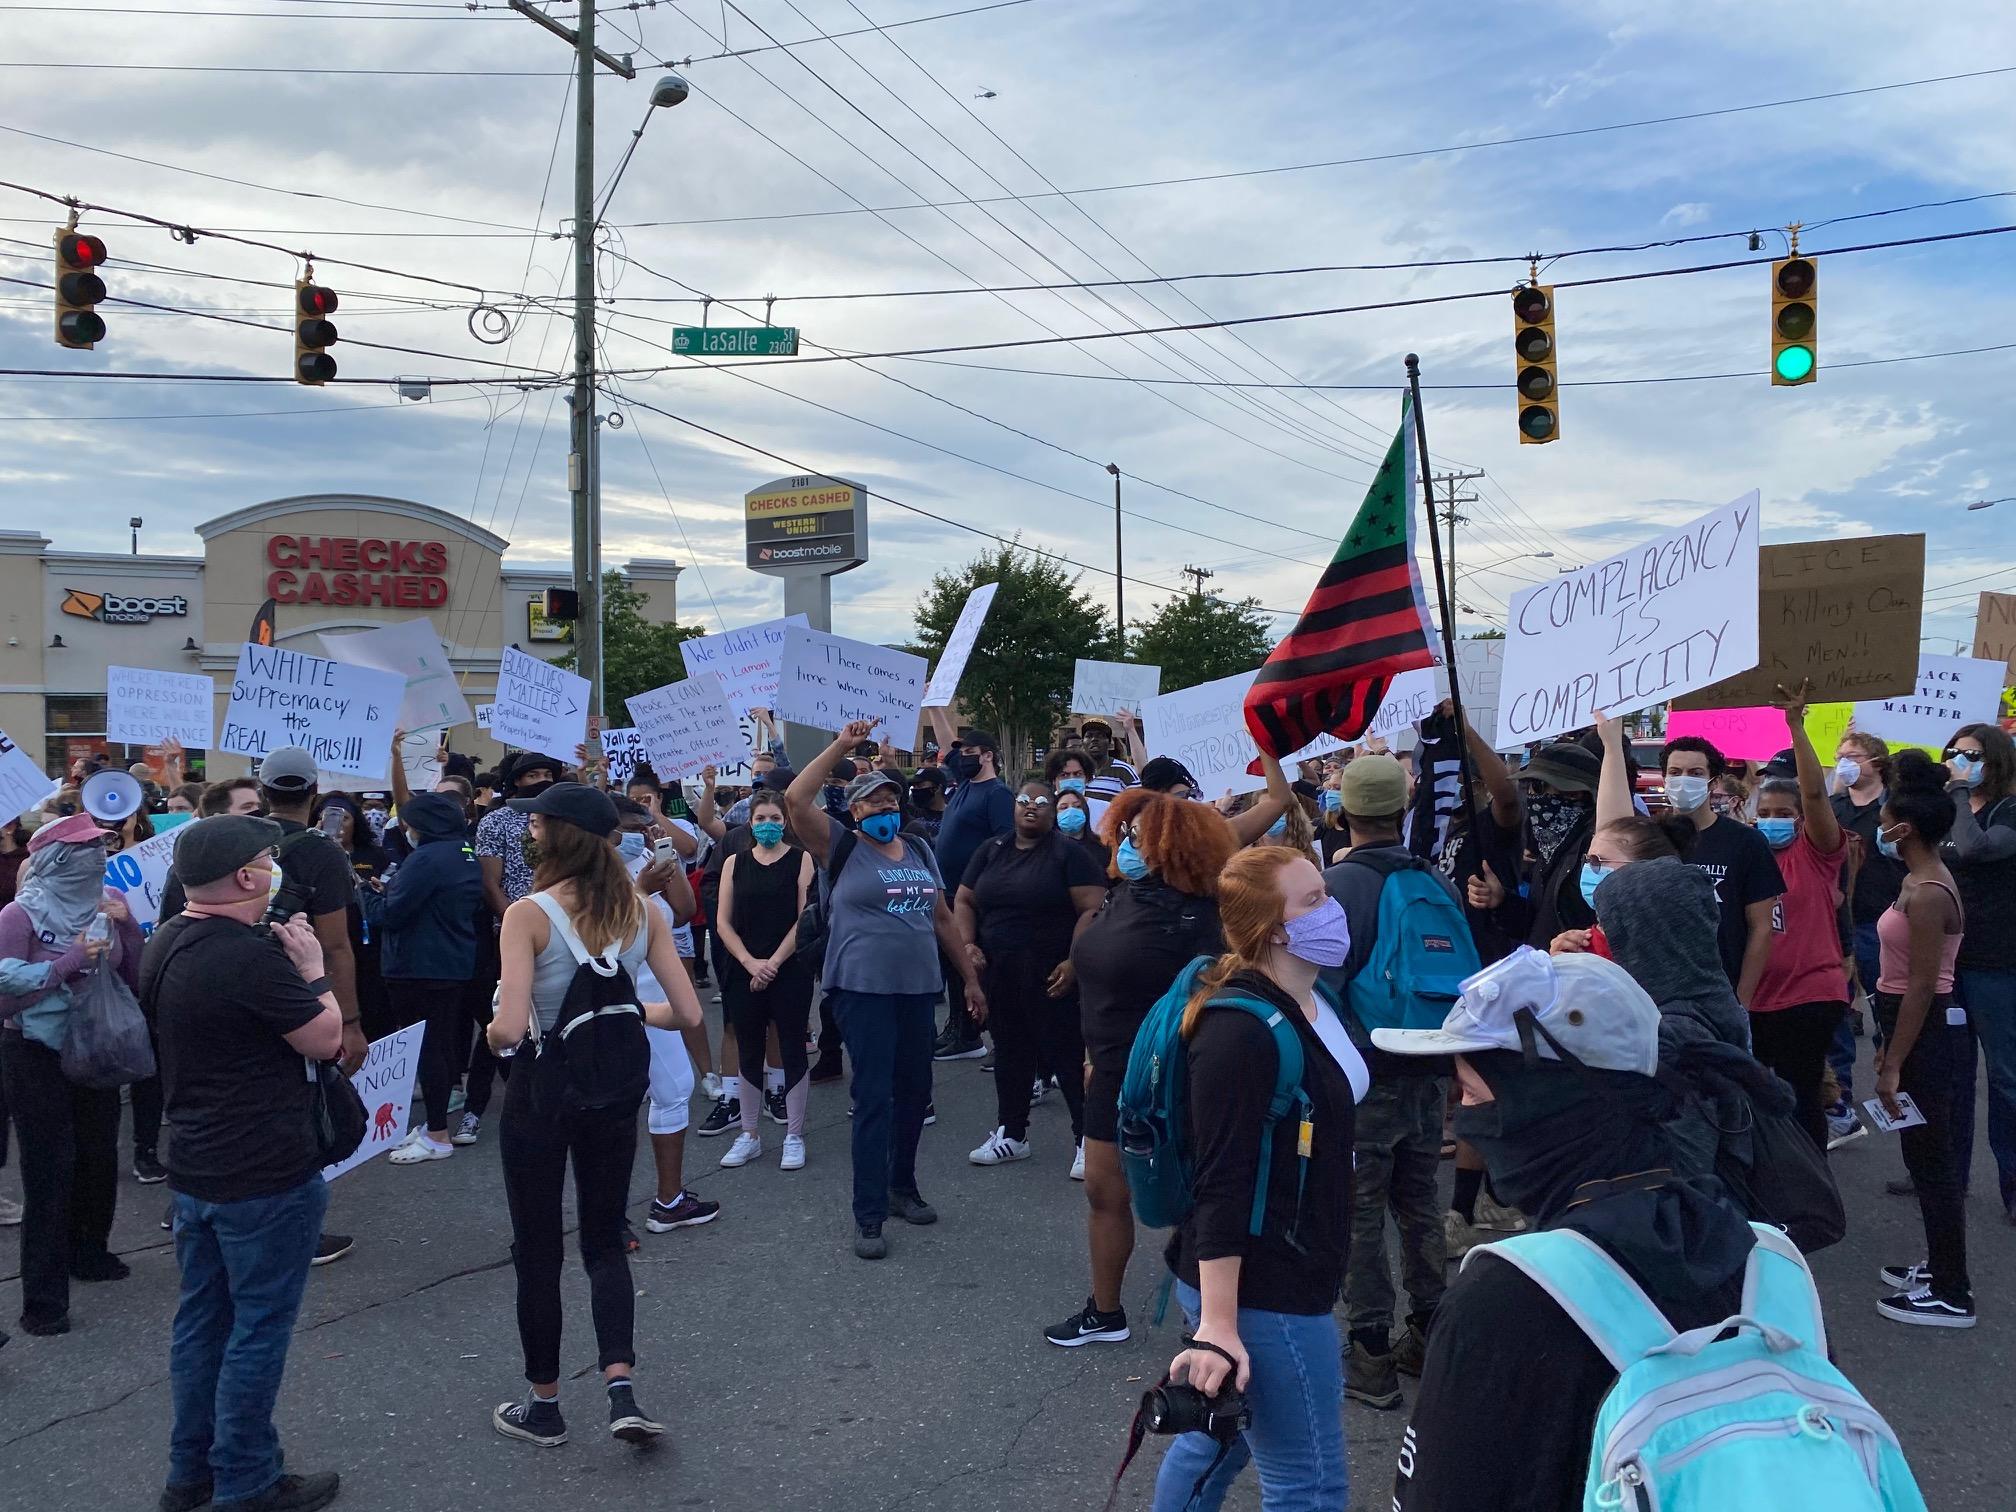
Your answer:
[43,694,206,787]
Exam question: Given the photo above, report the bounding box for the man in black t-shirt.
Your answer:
[140,815,346,1512]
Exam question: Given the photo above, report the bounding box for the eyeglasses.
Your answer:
[1014,794,1052,809]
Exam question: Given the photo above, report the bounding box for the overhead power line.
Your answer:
[663,0,1034,64]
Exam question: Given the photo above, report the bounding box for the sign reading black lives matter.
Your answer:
[1495,493,1761,748]
[744,474,868,575]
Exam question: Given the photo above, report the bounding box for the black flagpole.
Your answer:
[1404,354,1479,863]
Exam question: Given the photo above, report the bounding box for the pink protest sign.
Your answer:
[1665,704,1852,762]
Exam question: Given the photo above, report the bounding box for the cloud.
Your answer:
[1662,202,1713,226]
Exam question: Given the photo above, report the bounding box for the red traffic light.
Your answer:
[57,233,106,269]
[543,587,581,622]
[298,284,339,317]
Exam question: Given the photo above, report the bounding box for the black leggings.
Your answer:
[725,964,813,1091]
[0,1032,120,1326]
[498,1065,638,1383]
[389,977,469,1135]
[984,946,1085,1142]
[1875,992,1971,1302]
[1747,1000,1845,1152]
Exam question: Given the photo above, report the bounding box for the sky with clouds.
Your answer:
[2,0,2011,657]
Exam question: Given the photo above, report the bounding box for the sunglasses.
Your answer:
[1014,794,1052,809]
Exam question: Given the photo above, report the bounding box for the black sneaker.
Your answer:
[853,1222,887,1260]
[621,1222,640,1253]
[645,1191,721,1232]
[493,1395,568,1446]
[133,1150,168,1185]
[1877,1286,1976,1328]
[71,1250,131,1282]
[228,1470,341,1511]
[157,1480,212,1512]
[1880,1261,1932,1290]
[607,1382,663,1443]
[888,1189,937,1225]
[765,1089,788,1126]
[1044,1297,1130,1347]
[933,1037,986,1062]
[160,1202,174,1232]
[696,1097,738,1136]
[311,1233,353,1266]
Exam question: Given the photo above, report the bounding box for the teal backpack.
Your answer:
[1116,956,1310,1236]
[1339,851,1479,1034]
[1474,1223,1927,1512]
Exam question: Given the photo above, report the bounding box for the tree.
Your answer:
[912,543,1115,765]
[565,570,709,716]
[1127,592,1276,692]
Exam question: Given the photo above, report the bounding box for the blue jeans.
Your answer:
[1955,967,2016,1205]
[1153,1279,1348,1512]
[1826,922,1884,1102]
[167,1175,329,1504]
[831,990,937,1227]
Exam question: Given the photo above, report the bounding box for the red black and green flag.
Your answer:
[1245,396,1439,756]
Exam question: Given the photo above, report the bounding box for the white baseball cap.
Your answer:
[1371,947,1660,1077]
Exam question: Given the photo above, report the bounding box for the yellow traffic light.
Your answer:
[54,229,108,349]
[1771,256,1816,385]
[294,277,339,386]
[1512,283,1558,444]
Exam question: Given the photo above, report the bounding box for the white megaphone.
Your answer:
[81,769,146,824]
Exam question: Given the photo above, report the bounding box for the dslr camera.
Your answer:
[1142,1380,1250,1442]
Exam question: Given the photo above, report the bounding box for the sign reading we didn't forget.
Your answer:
[1495,493,1760,748]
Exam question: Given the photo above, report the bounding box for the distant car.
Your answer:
[1631,740,1668,810]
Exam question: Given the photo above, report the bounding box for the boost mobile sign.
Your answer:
[743,474,868,576]
[62,588,190,625]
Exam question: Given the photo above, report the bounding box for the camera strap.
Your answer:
[1099,1343,1245,1512]
[1099,1374,1166,1512]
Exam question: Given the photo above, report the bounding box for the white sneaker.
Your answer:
[969,1127,1031,1166]
[451,1112,482,1147]
[780,1135,806,1171]
[702,1072,723,1102]
[389,1135,453,1164]
[720,1132,763,1168]
[0,1194,21,1225]
[1030,1077,1047,1106]
[1070,1141,1085,1181]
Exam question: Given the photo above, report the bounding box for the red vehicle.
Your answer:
[1631,740,1668,810]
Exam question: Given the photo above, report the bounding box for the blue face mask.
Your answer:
[1318,789,1342,815]
[859,811,902,844]
[1115,837,1151,881]
[1876,825,1903,861]
[616,831,647,861]
[1057,807,1087,836]
[751,820,786,847]
[1057,776,1088,795]
[1952,753,1984,788]
[1264,816,1288,840]
[1578,861,1608,908]
[1756,817,1798,850]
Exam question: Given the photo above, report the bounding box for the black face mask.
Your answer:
[947,751,982,782]
[516,779,557,800]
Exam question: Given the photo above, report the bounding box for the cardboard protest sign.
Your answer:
[490,646,589,759]
[318,618,473,735]
[0,727,57,827]
[679,614,809,714]
[322,1023,426,1181]
[1496,493,1760,748]
[1674,533,1923,709]
[1143,671,1345,798]
[776,625,926,737]
[625,672,746,780]
[601,728,648,790]
[1665,703,1853,763]
[922,583,998,707]
[103,829,183,933]
[1851,655,2004,750]
[1071,659,1162,719]
[1974,591,2016,683]
[107,666,214,749]
[218,643,403,779]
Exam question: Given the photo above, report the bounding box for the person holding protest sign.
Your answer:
[1827,730,1899,1139]
[1941,723,2016,1219]
[785,721,982,1261]
[140,814,346,1512]
[1077,715,1140,805]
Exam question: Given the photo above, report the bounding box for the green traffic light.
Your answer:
[1774,345,1815,382]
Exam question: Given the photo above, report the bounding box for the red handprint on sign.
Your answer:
[372,1103,397,1140]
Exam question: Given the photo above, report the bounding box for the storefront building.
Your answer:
[0,493,682,781]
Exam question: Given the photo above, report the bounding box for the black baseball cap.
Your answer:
[960,728,1000,752]
[174,814,285,888]
[1141,755,1199,793]
[507,780,618,837]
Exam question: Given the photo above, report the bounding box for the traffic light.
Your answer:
[1512,283,1558,444]
[53,229,108,349]
[1770,255,1816,386]
[543,587,580,622]
[294,278,339,385]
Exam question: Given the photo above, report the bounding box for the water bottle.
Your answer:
[86,912,109,945]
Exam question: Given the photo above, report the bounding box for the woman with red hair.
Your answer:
[1043,778,1243,1350]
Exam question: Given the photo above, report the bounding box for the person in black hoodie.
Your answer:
[1376,949,1759,1512]
[382,793,484,1164]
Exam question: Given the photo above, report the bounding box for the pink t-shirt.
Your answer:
[1750,829,1850,1013]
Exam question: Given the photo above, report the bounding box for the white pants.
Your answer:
[646,1023,694,1135]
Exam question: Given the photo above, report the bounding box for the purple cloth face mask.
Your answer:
[1283,896,1351,968]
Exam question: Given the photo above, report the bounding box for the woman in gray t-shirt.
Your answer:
[787,720,986,1259]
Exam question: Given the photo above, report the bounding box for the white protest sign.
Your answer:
[218,643,404,779]
[322,1023,426,1182]
[1142,671,1345,797]
[714,711,766,783]
[492,646,590,758]
[776,624,928,737]
[602,727,648,789]
[1851,655,2005,749]
[922,582,999,707]
[320,731,441,795]
[106,665,214,749]
[1451,639,1519,752]
[626,672,747,780]
[1495,492,1761,748]
[475,703,494,730]
[103,828,182,933]
[1352,666,1441,745]
[1072,658,1162,718]
[679,614,810,715]
[0,727,57,827]
[318,618,473,735]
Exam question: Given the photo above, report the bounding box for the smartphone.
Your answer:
[651,836,681,864]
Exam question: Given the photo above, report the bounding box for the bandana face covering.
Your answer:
[1526,792,1585,870]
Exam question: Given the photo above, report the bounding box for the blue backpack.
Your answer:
[1340,850,1479,1034]
[1476,1223,1927,1512]
[1116,956,1310,1236]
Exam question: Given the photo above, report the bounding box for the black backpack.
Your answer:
[525,892,649,1115]
[792,829,860,972]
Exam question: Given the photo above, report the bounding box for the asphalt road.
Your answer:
[1,1009,2011,1512]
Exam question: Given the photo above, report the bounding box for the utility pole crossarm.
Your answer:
[507,0,637,78]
